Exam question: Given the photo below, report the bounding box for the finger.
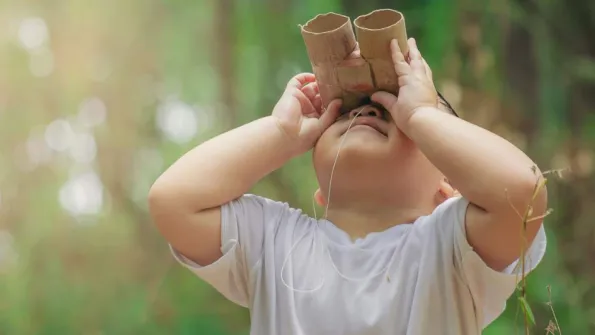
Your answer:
[390,39,412,77]
[293,90,317,116]
[422,58,433,82]
[371,91,398,115]
[312,94,322,114]
[407,38,426,78]
[286,73,316,89]
[301,82,319,102]
[319,99,342,130]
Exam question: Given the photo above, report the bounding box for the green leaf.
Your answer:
[519,296,536,325]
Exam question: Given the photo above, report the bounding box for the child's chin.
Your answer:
[332,146,394,167]
[338,137,390,154]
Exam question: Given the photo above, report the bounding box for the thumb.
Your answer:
[371,91,398,114]
[319,99,342,130]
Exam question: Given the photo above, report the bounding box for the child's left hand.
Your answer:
[371,38,438,129]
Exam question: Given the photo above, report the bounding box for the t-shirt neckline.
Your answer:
[316,218,413,249]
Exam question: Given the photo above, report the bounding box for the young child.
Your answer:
[149,38,547,334]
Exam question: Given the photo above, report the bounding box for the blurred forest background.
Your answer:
[0,0,594,334]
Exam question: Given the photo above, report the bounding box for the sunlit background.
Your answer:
[1,0,594,334]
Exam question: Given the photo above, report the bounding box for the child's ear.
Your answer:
[314,188,326,207]
[435,179,456,205]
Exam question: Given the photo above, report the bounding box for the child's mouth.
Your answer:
[349,118,388,136]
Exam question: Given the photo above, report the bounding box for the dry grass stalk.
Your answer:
[507,167,566,334]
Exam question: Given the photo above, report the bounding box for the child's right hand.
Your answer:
[272,73,342,154]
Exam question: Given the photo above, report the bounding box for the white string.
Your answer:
[311,192,318,220]
[282,106,392,293]
[318,105,392,282]
[323,233,396,282]
[280,226,326,293]
[324,106,366,218]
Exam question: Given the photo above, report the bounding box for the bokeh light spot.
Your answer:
[78,97,107,128]
[45,119,75,152]
[59,171,104,217]
[156,97,199,144]
[17,17,49,51]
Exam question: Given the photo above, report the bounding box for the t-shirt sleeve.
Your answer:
[435,196,547,328]
[169,194,288,308]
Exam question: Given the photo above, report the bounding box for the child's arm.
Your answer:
[149,73,340,266]
[373,39,547,272]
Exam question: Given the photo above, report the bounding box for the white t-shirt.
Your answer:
[171,194,546,335]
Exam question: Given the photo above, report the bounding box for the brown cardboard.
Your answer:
[300,9,408,113]
[354,9,409,94]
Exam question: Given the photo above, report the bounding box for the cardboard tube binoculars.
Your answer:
[300,9,408,114]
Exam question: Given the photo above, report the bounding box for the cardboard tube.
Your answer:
[335,57,374,112]
[354,9,408,93]
[300,10,409,113]
[301,13,357,111]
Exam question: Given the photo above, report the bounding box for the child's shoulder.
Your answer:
[416,196,469,224]
[227,194,316,226]
[234,194,309,214]
[410,196,470,238]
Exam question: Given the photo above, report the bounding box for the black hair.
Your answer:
[437,91,458,117]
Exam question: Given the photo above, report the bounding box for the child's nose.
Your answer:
[349,105,382,119]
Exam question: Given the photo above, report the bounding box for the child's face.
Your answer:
[312,104,445,207]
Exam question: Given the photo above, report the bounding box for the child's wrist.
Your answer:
[269,116,307,158]
[395,105,440,133]
[400,106,456,143]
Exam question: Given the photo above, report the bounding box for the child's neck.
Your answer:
[324,203,433,241]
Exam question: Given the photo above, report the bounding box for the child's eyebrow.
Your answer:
[437,91,459,117]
